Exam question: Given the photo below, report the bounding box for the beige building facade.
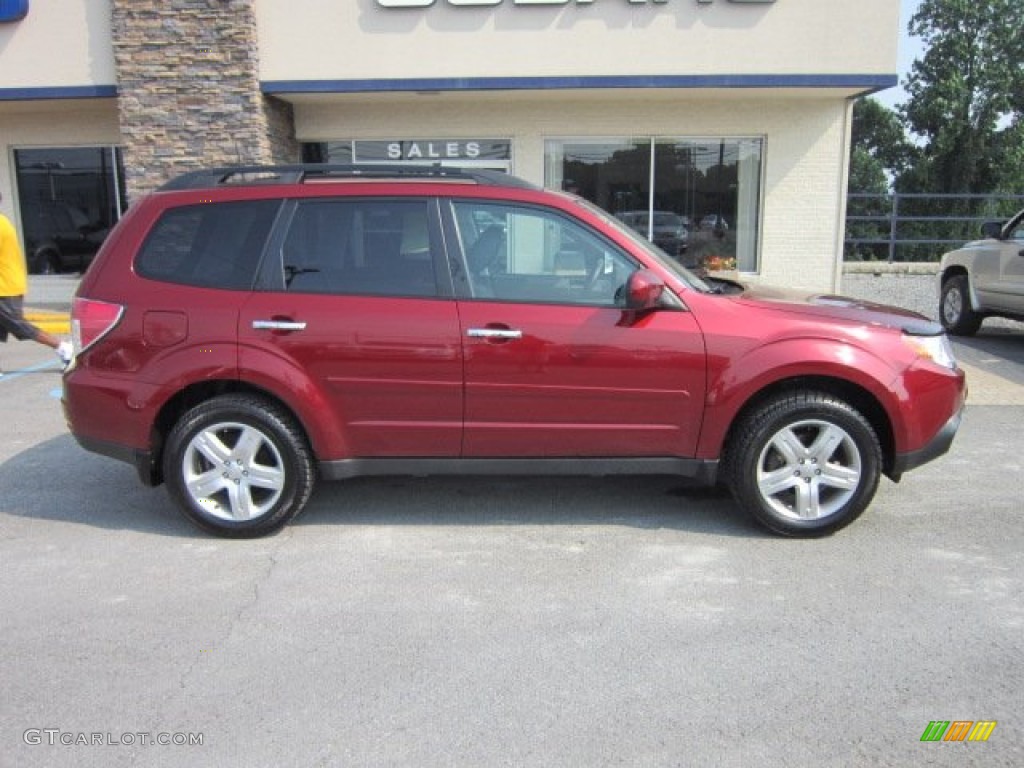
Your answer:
[0,0,898,290]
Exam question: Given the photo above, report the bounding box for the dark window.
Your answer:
[13,146,127,274]
[281,199,438,297]
[136,200,279,290]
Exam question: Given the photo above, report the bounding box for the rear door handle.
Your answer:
[467,327,523,340]
[252,320,307,332]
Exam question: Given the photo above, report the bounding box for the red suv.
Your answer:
[63,165,966,537]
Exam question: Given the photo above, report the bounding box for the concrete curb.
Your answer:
[842,261,940,276]
[24,309,71,336]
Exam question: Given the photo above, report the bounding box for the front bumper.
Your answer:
[890,403,964,481]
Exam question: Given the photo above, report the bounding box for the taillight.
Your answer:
[71,297,124,354]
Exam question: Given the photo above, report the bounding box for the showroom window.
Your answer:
[545,138,763,273]
[13,147,127,274]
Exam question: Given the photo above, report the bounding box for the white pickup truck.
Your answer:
[939,208,1024,335]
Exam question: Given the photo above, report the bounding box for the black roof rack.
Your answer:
[158,164,539,192]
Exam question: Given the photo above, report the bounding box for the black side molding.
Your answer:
[319,457,719,485]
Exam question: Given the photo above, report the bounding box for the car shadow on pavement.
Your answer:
[952,325,1024,360]
[1,436,765,538]
[296,475,764,538]
[0,435,199,538]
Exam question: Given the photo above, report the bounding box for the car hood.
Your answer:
[731,284,942,335]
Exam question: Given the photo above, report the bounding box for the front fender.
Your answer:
[695,335,905,459]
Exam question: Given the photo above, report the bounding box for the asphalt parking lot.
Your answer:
[1,278,1022,767]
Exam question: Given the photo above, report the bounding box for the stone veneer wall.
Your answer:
[111,0,298,199]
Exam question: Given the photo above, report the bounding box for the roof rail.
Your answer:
[158,164,538,192]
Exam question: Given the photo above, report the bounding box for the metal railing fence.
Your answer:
[844,192,1024,262]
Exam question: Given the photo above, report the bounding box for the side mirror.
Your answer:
[981,221,1003,240]
[624,269,666,311]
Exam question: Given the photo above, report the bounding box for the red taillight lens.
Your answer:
[71,297,124,354]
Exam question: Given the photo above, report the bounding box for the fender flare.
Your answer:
[696,336,905,459]
[235,343,352,460]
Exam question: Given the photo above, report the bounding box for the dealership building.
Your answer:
[0,0,897,289]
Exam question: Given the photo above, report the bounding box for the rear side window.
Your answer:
[280,199,438,297]
[136,200,280,290]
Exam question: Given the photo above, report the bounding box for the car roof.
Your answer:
[158,164,540,193]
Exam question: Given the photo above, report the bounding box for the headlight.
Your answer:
[903,332,957,370]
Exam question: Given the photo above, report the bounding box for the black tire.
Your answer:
[163,394,315,538]
[940,275,982,336]
[725,392,882,536]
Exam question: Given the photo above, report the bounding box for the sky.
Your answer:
[873,0,925,111]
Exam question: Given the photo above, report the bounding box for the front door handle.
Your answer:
[467,327,523,341]
[252,319,307,332]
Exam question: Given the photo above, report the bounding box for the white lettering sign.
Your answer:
[357,140,504,162]
[394,141,479,159]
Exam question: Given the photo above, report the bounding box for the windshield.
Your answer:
[565,195,715,293]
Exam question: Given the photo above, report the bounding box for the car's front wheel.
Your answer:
[163,394,315,537]
[940,274,982,336]
[725,392,882,536]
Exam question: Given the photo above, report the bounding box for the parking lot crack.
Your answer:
[140,531,293,749]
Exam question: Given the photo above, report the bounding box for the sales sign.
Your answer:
[378,1,775,7]
[353,140,511,162]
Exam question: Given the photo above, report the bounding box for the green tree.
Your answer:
[852,97,914,182]
[846,98,913,259]
[845,146,889,261]
[900,0,1024,196]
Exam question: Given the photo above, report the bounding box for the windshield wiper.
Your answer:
[284,265,320,287]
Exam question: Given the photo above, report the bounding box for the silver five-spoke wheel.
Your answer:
[756,419,861,521]
[727,392,881,536]
[164,395,315,537]
[183,422,286,522]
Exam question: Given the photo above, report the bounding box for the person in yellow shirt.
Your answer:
[0,191,73,377]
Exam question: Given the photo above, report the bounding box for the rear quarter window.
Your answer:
[135,200,280,290]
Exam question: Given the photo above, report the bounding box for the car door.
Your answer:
[992,212,1024,313]
[239,196,463,458]
[445,199,706,458]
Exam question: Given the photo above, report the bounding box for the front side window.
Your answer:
[1008,211,1024,241]
[280,199,438,297]
[545,138,763,273]
[451,201,636,306]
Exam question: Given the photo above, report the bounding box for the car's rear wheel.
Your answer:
[940,274,982,336]
[163,394,315,538]
[725,392,882,536]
